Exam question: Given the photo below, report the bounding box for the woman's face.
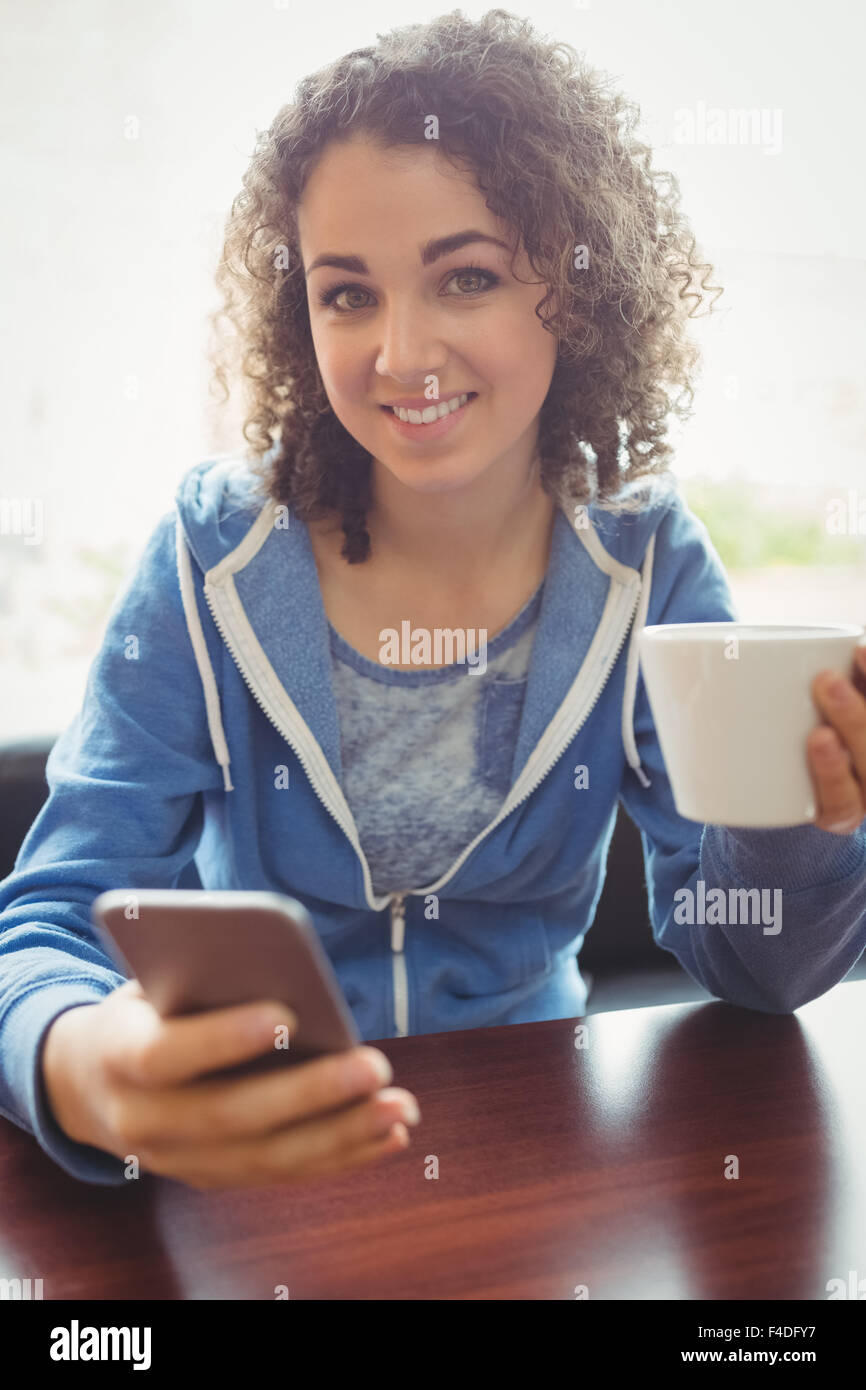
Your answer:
[297,132,559,496]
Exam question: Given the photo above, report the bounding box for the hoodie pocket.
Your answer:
[477,675,528,799]
[449,913,552,999]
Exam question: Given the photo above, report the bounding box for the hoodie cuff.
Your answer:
[5,981,130,1187]
[702,820,866,893]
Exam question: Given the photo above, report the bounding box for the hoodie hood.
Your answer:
[174,453,679,803]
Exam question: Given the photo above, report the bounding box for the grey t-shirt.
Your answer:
[329,582,544,895]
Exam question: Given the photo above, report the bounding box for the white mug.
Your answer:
[637,622,865,827]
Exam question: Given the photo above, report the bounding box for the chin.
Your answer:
[380,457,494,494]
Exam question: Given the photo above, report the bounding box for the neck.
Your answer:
[366,441,556,586]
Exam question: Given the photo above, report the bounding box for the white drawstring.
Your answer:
[622,530,655,789]
[175,514,234,792]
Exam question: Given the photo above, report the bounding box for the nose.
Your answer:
[374,298,448,385]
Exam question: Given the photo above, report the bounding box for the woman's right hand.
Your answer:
[40,979,420,1189]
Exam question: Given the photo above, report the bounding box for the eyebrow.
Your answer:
[304,229,511,278]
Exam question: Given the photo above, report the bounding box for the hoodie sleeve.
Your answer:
[618,490,866,1013]
[0,508,226,1184]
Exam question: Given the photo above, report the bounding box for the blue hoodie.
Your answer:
[1,455,865,1186]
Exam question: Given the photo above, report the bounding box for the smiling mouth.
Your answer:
[381,392,477,425]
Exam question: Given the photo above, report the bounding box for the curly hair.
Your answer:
[209,7,722,562]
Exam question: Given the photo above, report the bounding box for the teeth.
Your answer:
[391,392,470,424]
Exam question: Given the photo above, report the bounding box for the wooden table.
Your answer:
[2,980,865,1300]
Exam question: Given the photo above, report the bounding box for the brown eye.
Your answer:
[445,267,500,296]
[336,287,372,310]
[452,270,485,293]
[317,282,372,312]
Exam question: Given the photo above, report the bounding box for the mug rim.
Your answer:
[640,621,864,641]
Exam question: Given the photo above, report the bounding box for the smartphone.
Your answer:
[91,888,361,1070]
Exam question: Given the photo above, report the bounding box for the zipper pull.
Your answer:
[390,892,407,953]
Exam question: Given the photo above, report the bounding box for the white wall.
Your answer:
[1,0,863,735]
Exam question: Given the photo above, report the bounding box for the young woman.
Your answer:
[2,10,865,1192]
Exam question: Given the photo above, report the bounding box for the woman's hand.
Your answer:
[41,979,420,1189]
[807,643,866,835]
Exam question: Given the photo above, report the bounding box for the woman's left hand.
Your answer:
[808,643,866,834]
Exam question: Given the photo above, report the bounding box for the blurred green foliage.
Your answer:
[681,477,866,570]
[42,543,128,652]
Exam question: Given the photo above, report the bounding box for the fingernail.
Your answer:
[398,1095,421,1125]
[357,1048,393,1087]
[375,1088,421,1126]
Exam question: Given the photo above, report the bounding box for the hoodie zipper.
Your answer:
[198,537,641,1039]
[389,892,409,1037]
[382,583,640,1036]
[201,583,348,833]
